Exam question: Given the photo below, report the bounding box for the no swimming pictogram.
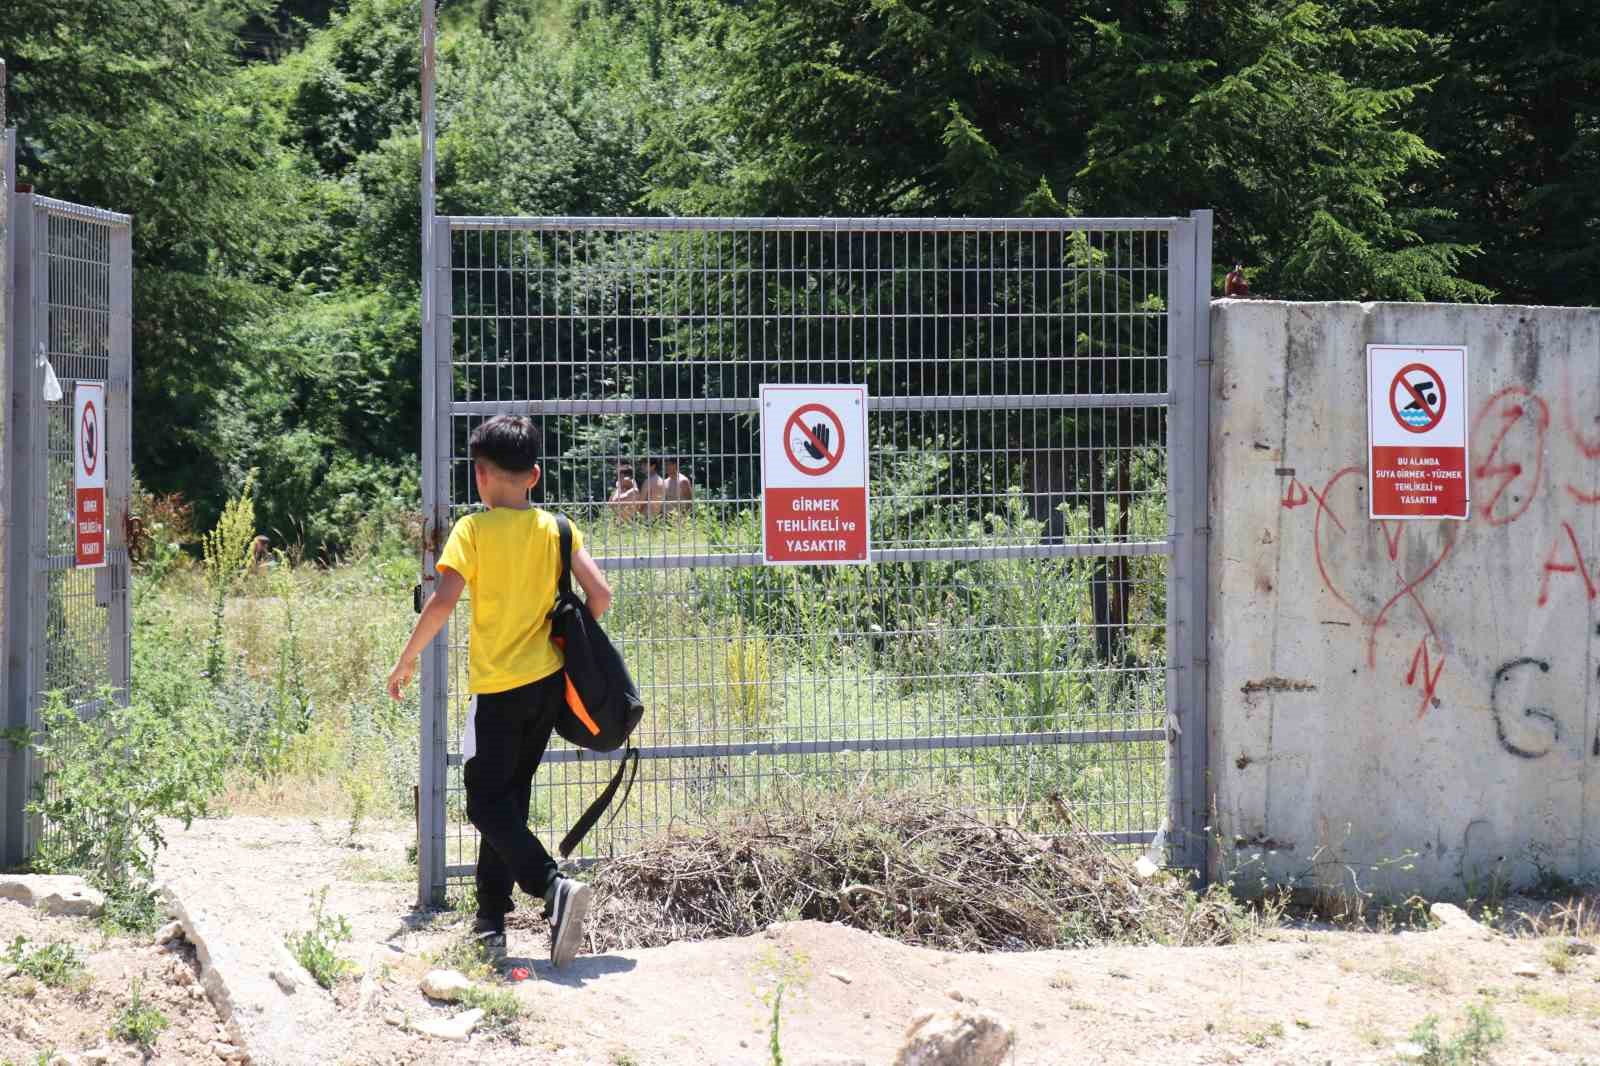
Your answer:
[1390,362,1447,434]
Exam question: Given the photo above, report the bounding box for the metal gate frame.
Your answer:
[414,212,1212,906]
[1,153,134,870]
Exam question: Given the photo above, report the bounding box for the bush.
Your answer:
[27,688,229,901]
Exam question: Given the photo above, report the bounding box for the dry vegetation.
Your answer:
[562,788,1271,954]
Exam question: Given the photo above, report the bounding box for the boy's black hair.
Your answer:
[470,415,541,473]
[645,458,660,470]
[663,457,680,467]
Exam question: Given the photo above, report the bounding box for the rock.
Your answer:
[269,967,299,995]
[156,920,186,945]
[1133,855,1160,879]
[413,1007,485,1042]
[1566,938,1597,957]
[895,1009,1015,1066]
[212,1041,237,1061]
[420,969,474,1003]
[0,874,105,918]
[829,970,854,985]
[946,988,968,1003]
[0,965,15,980]
[1513,963,1541,978]
[80,1048,115,1066]
[1429,903,1489,936]
[1392,1042,1428,1061]
[190,984,208,1001]
[384,1010,406,1028]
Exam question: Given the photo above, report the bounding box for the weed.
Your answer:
[1409,1003,1506,1066]
[1243,1021,1284,1047]
[768,981,785,1066]
[458,983,523,1032]
[1547,938,1578,975]
[611,1053,640,1066]
[203,474,258,684]
[3,937,85,989]
[111,978,169,1050]
[285,888,354,989]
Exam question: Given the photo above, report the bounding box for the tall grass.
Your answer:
[138,457,1171,862]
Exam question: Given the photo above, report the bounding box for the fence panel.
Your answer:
[2,186,133,868]
[419,215,1211,904]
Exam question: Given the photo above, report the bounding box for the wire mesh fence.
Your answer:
[419,216,1211,902]
[2,190,133,867]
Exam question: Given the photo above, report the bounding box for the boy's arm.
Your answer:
[387,568,466,700]
[572,546,613,619]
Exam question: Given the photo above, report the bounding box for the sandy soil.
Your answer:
[7,815,1571,1065]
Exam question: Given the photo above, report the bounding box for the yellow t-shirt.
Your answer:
[435,507,583,695]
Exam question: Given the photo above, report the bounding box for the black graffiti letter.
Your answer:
[1490,657,1559,759]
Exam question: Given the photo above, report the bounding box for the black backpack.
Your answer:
[548,515,643,857]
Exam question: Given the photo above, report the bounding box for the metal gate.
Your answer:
[1,127,135,868]
[417,213,1212,905]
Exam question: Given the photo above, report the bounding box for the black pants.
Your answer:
[463,672,563,923]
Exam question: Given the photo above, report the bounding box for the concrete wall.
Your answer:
[1209,300,1600,900]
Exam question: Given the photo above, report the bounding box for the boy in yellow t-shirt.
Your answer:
[387,416,613,968]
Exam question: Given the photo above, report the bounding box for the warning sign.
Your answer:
[74,381,108,568]
[761,384,869,565]
[1368,346,1468,520]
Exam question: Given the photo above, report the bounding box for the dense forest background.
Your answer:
[2,0,1596,550]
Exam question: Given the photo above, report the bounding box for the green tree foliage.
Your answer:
[1389,0,1600,304]
[6,0,1593,547]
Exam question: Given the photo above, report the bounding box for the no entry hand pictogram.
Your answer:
[784,403,845,476]
[80,400,98,477]
[1389,363,1447,434]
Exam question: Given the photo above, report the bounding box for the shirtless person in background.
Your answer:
[641,459,667,520]
[608,463,642,521]
[664,458,693,517]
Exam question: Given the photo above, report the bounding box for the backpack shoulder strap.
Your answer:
[555,514,573,598]
[558,747,640,858]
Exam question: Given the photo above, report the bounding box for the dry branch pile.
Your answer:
[579,791,1258,953]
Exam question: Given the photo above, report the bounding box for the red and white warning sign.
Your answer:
[761,384,870,565]
[1367,345,1468,520]
[74,381,108,568]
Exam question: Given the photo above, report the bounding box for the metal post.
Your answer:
[2,192,35,869]
[107,224,133,702]
[1185,209,1214,877]
[416,0,446,908]
[1164,211,1213,878]
[0,61,12,868]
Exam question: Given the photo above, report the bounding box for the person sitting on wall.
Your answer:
[609,463,643,522]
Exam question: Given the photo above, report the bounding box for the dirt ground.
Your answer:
[9,815,1600,1065]
[0,900,237,1065]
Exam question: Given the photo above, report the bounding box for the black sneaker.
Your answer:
[470,917,506,960]
[544,877,592,969]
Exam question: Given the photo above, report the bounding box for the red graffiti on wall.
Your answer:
[1472,386,1548,527]
[1406,638,1446,720]
[1538,521,1597,607]
[1278,380,1600,731]
[1296,466,1454,670]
